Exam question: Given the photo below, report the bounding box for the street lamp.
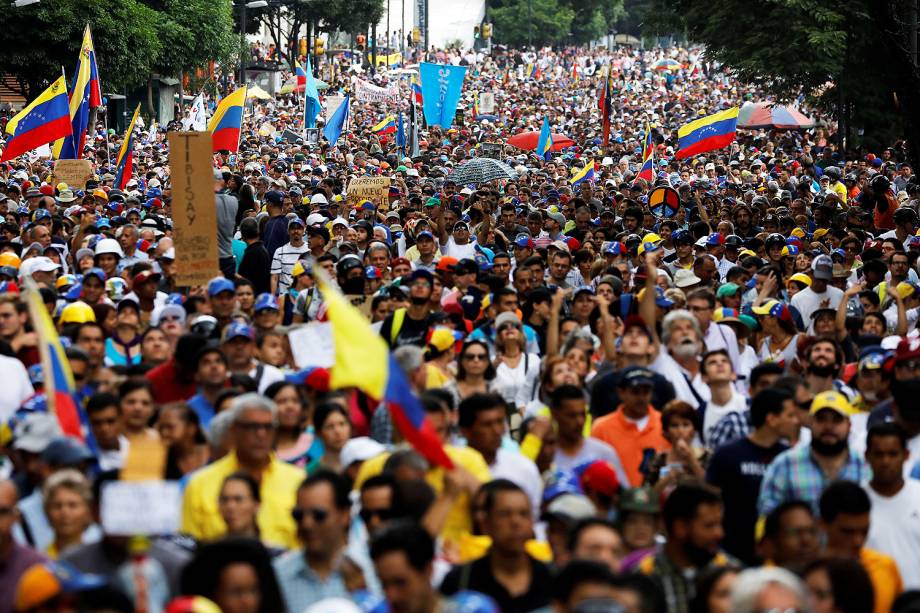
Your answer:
[239,0,269,84]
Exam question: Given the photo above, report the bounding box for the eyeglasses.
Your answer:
[234,421,275,433]
[291,507,329,523]
[463,353,489,361]
[359,508,394,524]
[160,315,182,322]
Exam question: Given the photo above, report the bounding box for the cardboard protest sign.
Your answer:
[347,176,391,209]
[288,323,335,368]
[168,132,220,286]
[52,159,93,189]
[100,481,181,536]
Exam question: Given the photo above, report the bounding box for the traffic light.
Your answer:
[314,38,325,56]
[411,27,421,43]
[482,23,492,38]
[473,25,480,39]
[299,38,307,57]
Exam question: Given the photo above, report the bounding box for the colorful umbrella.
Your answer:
[652,58,681,71]
[506,130,575,152]
[279,79,330,95]
[737,101,814,130]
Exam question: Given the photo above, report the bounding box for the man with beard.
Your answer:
[802,337,853,399]
[635,482,736,613]
[758,391,870,516]
[379,269,434,349]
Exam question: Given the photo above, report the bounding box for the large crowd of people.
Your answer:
[1,40,919,613]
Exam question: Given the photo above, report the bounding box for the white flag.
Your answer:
[189,94,207,131]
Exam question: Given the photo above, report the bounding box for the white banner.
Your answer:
[354,78,399,104]
[187,94,207,131]
[478,92,495,114]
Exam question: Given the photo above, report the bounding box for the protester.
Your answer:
[4,35,920,613]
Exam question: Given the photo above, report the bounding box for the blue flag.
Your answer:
[419,62,467,128]
[396,112,406,151]
[323,95,349,145]
[303,57,321,129]
[537,117,553,161]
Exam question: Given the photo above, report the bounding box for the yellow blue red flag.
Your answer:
[114,104,140,190]
[208,86,247,152]
[1,77,72,162]
[569,159,596,186]
[676,107,739,159]
[54,25,102,160]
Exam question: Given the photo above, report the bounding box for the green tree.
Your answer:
[677,0,920,168]
[0,0,163,99]
[491,0,575,47]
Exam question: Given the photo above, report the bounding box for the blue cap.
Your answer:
[207,277,236,297]
[287,216,305,228]
[27,364,44,386]
[264,190,284,205]
[416,230,435,241]
[654,287,674,309]
[514,233,534,249]
[41,437,94,465]
[222,322,256,343]
[33,209,51,221]
[365,265,382,279]
[83,268,106,283]
[254,292,279,312]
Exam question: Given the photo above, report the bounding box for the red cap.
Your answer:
[305,367,330,392]
[132,270,161,287]
[580,460,620,496]
[895,337,920,364]
[39,184,54,196]
[391,257,411,269]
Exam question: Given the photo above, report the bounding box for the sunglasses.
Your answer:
[291,507,329,523]
[359,508,394,524]
[463,352,489,361]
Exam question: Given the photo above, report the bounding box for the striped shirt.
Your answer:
[270,241,309,294]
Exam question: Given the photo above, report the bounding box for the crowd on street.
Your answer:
[1,41,920,613]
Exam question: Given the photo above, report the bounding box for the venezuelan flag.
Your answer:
[676,107,739,159]
[537,116,553,161]
[114,104,140,190]
[372,115,397,134]
[1,76,72,163]
[526,63,538,79]
[570,159,596,186]
[636,123,655,182]
[316,273,453,469]
[208,86,247,152]
[55,25,102,160]
[294,60,307,87]
[502,68,509,85]
[23,280,83,439]
[572,64,578,80]
[411,74,423,104]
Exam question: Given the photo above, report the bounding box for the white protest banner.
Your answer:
[100,481,181,536]
[288,323,335,369]
[354,78,399,104]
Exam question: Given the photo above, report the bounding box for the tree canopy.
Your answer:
[491,0,623,48]
[675,0,920,168]
[0,0,236,99]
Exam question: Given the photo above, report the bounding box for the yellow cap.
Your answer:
[92,189,108,201]
[897,281,918,299]
[790,227,806,238]
[813,228,829,240]
[738,249,757,258]
[0,252,21,269]
[787,272,812,287]
[809,390,854,417]
[59,301,96,324]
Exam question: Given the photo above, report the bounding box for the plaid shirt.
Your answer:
[757,443,871,516]
[636,547,737,613]
[707,411,752,450]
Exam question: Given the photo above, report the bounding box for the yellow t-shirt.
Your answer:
[353,445,491,544]
[425,363,453,389]
[181,453,305,550]
[861,547,903,613]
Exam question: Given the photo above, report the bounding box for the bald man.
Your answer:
[0,480,47,613]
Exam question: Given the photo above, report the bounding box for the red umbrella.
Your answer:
[506,130,575,151]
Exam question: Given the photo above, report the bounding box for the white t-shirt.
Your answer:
[554,438,629,486]
[441,236,477,260]
[790,285,844,330]
[0,355,33,423]
[866,480,920,589]
[649,347,708,409]
[703,388,748,442]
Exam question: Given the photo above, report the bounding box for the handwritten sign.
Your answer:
[52,159,93,189]
[347,176,391,209]
[168,132,219,286]
[100,481,181,536]
[288,323,335,368]
[478,92,495,114]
